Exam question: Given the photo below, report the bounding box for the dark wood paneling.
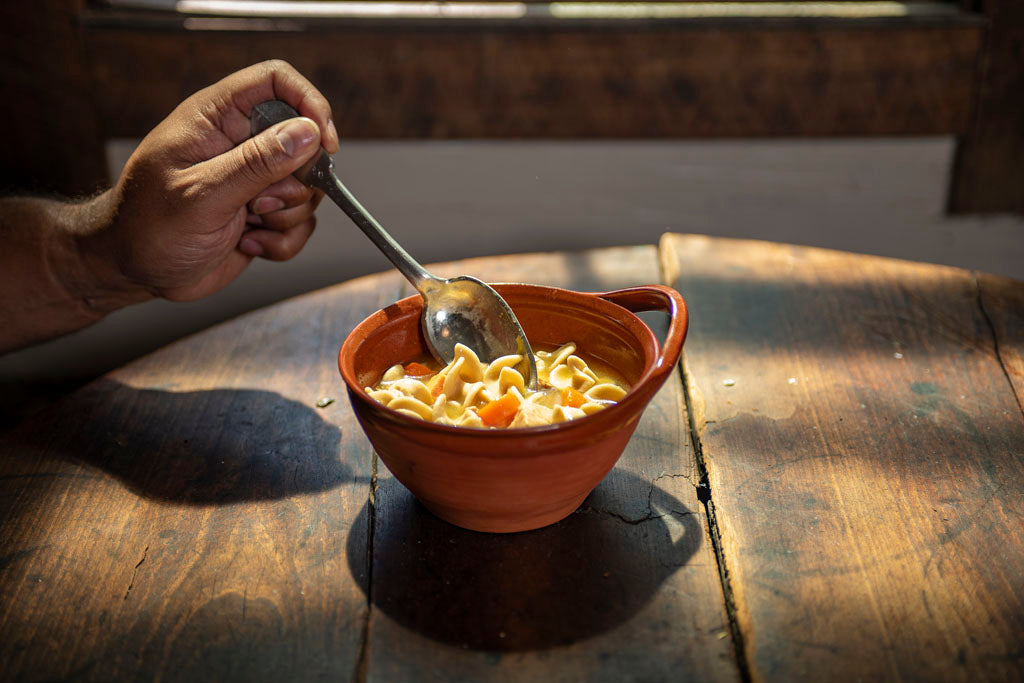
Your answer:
[948,0,1024,213]
[8,4,1005,207]
[661,232,1024,681]
[83,16,982,141]
[0,1,109,195]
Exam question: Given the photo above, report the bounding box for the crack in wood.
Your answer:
[679,362,753,683]
[123,545,148,601]
[975,274,1024,418]
[580,503,693,527]
[355,453,378,683]
[580,472,697,524]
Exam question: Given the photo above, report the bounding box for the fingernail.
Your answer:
[253,197,285,214]
[240,237,264,257]
[327,118,339,149]
[276,118,318,157]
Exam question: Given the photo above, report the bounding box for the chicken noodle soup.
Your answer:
[365,342,629,428]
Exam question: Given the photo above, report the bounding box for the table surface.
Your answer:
[1,234,1022,682]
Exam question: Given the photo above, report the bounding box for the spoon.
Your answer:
[250,100,538,389]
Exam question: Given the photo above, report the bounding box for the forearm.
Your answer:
[0,193,151,354]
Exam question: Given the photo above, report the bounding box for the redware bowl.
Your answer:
[338,283,688,533]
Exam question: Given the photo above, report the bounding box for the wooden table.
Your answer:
[2,235,1021,682]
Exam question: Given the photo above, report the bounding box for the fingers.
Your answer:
[241,185,322,259]
[206,59,338,153]
[192,116,322,211]
[238,215,318,261]
[246,176,316,221]
[247,197,319,231]
[247,184,323,231]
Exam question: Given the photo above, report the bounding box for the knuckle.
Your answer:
[169,168,210,209]
[277,178,313,206]
[240,139,278,184]
[278,221,316,261]
[263,241,290,262]
[263,58,293,74]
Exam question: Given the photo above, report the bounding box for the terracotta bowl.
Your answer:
[338,283,688,533]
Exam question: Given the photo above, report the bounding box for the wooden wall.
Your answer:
[0,2,1019,213]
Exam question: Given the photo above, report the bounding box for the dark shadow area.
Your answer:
[3,378,352,504]
[0,378,91,432]
[347,469,700,652]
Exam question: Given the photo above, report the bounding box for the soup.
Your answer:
[365,342,629,428]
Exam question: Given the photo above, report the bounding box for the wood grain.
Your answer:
[6,239,1020,680]
[0,270,404,681]
[978,272,1024,418]
[660,233,1024,682]
[363,247,738,681]
[0,248,737,681]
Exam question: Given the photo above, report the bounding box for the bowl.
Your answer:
[338,283,688,533]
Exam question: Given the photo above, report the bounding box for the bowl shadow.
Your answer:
[347,468,701,651]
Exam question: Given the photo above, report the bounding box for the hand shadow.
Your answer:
[347,468,701,651]
[8,378,352,504]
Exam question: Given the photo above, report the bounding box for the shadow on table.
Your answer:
[5,378,352,504]
[347,469,701,652]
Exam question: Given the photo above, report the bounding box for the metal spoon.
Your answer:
[250,101,537,388]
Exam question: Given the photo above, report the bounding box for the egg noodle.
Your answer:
[365,342,628,428]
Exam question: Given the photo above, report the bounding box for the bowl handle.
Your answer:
[596,285,689,379]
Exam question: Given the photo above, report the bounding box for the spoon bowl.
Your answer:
[250,100,537,386]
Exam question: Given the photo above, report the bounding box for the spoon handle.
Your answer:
[249,100,435,291]
[311,157,434,291]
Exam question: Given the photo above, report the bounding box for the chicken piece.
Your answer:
[509,400,554,428]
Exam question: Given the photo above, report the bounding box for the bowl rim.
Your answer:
[338,282,679,437]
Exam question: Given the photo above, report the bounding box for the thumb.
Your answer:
[199,117,321,209]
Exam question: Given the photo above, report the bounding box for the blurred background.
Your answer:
[2,1,1022,417]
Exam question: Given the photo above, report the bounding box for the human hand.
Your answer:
[85,59,339,302]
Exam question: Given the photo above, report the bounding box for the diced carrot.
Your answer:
[477,393,520,428]
[560,386,587,409]
[430,369,448,397]
[404,361,433,377]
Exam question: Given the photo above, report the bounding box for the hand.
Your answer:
[85,59,340,302]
